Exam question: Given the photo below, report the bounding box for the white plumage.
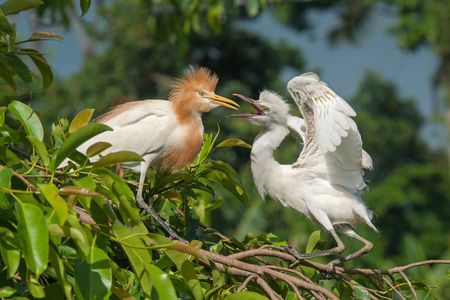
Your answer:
[230,73,376,266]
[60,67,239,241]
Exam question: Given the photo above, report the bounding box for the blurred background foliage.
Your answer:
[1,0,449,298]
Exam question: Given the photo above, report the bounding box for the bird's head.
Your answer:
[169,66,239,113]
[228,90,291,127]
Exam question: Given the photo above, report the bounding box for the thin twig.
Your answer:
[0,164,37,190]
[236,274,258,292]
[382,276,407,300]
[399,270,418,300]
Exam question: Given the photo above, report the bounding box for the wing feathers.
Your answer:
[288,72,372,190]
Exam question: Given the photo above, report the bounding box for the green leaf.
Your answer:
[352,284,370,300]
[44,283,65,300]
[69,108,95,133]
[0,0,44,15]
[49,245,72,299]
[92,151,144,170]
[27,135,50,166]
[0,8,13,35]
[8,100,44,141]
[25,49,53,89]
[85,142,111,157]
[15,202,49,277]
[0,227,21,278]
[27,270,45,298]
[225,291,269,299]
[112,225,154,299]
[143,233,203,300]
[0,166,13,188]
[215,138,252,149]
[147,264,177,300]
[246,0,261,17]
[80,0,91,17]
[74,247,112,300]
[306,230,321,254]
[0,286,16,297]
[164,248,203,300]
[4,53,32,83]
[203,161,247,205]
[38,183,68,225]
[0,145,20,166]
[53,123,112,170]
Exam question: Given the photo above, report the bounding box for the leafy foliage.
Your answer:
[1,0,449,299]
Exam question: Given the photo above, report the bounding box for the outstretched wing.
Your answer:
[287,115,306,152]
[288,72,371,189]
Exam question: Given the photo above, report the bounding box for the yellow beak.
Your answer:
[206,94,240,110]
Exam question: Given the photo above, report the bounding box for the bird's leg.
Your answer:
[327,225,373,266]
[135,169,188,244]
[284,229,346,269]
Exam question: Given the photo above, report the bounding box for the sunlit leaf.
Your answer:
[69,108,95,133]
[0,286,16,297]
[215,138,252,149]
[16,202,49,277]
[112,225,154,299]
[0,166,13,189]
[149,234,202,300]
[74,247,112,300]
[0,0,43,15]
[53,123,112,170]
[86,141,111,157]
[38,183,69,225]
[306,230,321,254]
[168,240,207,262]
[8,100,44,141]
[92,151,144,170]
[147,264,177,300]
[28,270,45,298]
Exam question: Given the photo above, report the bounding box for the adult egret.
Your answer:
[230,73,376,266]
[61,66,239,241]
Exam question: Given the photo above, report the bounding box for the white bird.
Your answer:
[61,66,239,240]
[230,72,376,266]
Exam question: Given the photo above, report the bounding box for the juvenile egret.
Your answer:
[62,66,239,240]
[230,73,376,266]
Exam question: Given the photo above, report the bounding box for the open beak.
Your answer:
[206,94,240,110]
[228,93,264,118]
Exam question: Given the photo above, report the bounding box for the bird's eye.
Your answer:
[262,106,270,112]
[198,90,205,96]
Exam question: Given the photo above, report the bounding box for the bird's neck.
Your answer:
[251,123,289,176]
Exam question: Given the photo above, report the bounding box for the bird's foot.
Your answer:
[136,194,188,244]
[322,261,339,280]
[281,246,307,268]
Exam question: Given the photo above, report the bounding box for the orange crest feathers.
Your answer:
[169,66,219,102]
